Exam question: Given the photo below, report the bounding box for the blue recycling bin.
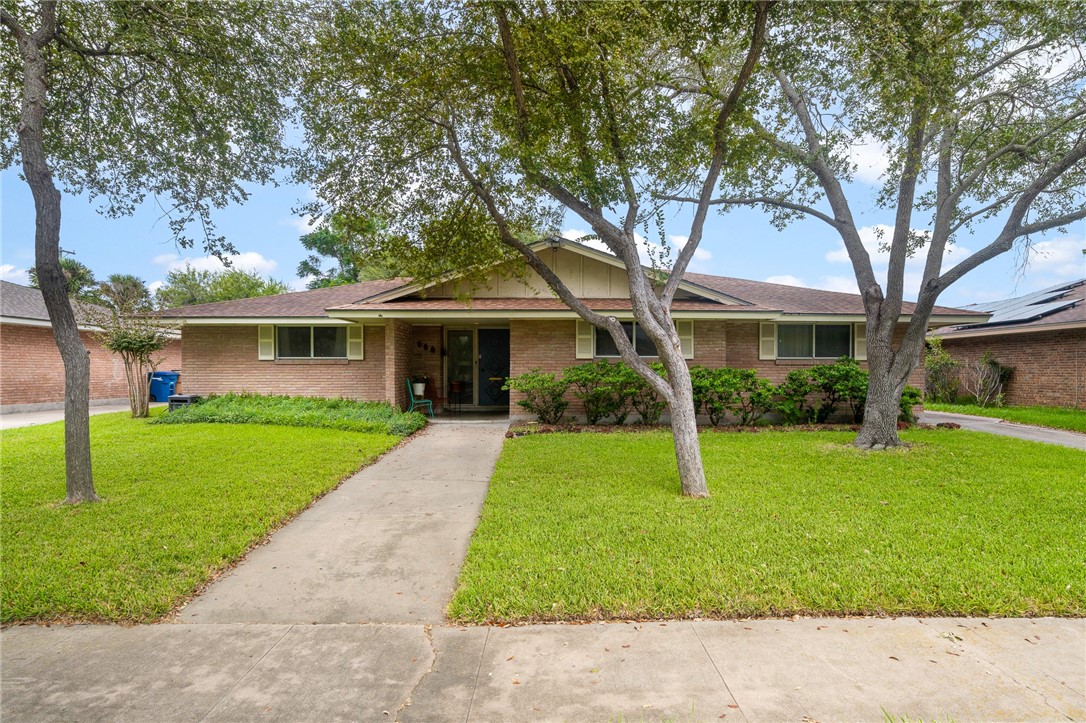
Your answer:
[149,371,180,402]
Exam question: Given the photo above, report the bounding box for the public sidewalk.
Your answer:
[3,421,1083,721]
[918,409,1086,450]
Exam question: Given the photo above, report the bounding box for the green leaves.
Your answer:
[1,0,300,254]
[153,266,288,309]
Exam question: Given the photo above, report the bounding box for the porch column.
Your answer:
[384,319,412,409]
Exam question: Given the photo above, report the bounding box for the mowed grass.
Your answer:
[1,411,399,623]
[449,430,1086,622]
[925,402,1086,434]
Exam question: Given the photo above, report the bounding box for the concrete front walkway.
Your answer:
[918,409,1086,450]
[180,422,507,625]
[3,420,1084,721]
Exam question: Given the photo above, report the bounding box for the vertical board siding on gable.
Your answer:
[940,328,1085,409]
[0,323,183,408]
[180,325,385,401]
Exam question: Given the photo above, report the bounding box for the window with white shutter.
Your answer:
[853,323,867,361]
[347,325,364,360]
[759,322,777,360]
[675,320,694,360]
[257,325,275,360]
[575,320,595,359]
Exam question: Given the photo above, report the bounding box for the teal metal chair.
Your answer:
[406,378,435,418]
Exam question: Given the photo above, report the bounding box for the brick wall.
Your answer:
[941,328,1085,409]
[180,324,384,401]
[408,325,444,402]
[0,322,182,409]
[384,319,413,409]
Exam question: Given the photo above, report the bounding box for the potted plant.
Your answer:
[410,374,428,397]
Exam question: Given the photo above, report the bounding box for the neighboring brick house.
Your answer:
[930,279,1086,409]
[0,281,182,413]
[158,239,980,419]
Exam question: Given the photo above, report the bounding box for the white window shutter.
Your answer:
[575,320,595,359]
[258,325,275,360]
[347,325,364,360]
[854,322,867,360]
[675,320,694,360]
[758,322,777,360]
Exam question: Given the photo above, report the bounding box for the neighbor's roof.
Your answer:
[0,280,106,326]
[0,280,52,321]
[931,279,1085,339]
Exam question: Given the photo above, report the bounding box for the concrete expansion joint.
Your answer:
[196,624,295,723]
[394,624,436,722]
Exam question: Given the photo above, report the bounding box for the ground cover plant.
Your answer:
[925,403,1086,434]
[1,411,399,622]
[449,430,1085,622]
[152,393,426,436]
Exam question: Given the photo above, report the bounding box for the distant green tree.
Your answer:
[297,216,404,288]
[155,266,289,308]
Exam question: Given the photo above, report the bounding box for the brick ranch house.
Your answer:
[157,240,983,418]
[158,240,983,418]
[0,280,183,413]
[930,279,1085,409]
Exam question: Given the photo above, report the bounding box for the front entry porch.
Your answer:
[385,320,510,415]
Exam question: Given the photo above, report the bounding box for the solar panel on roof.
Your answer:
[987,299,1077,324]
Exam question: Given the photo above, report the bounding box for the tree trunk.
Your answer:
[854,333,908,450]
[13,13,99,503]
[656,352,709,498]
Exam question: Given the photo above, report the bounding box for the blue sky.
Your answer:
[2,159,1083,308]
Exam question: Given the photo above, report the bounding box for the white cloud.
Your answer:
[283,215,319,235]
[670,234,712,262]
[153,251,279,275]
[147,280,164,293]
[846,136,892,185]
[818,276,861,294]
[0,264,30,285]
[290,276,312,292]
[1024,236,1085,280]
[764,275,805,287]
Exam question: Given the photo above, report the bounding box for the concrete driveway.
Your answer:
[918,409,1086,450]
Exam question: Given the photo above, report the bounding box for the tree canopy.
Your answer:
[296,216,404,288]
[154,266,289,309]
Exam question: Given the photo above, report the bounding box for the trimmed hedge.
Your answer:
[152,393,427,436]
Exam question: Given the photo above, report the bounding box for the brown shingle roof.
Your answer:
[158,279,409,318]
[683,273,981,317]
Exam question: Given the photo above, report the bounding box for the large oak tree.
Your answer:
[300,0,773,497]
[677,1,1086,449]
[2,0,297,502]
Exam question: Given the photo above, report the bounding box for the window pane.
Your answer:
[594,322,633,357]
[313,327,347,358]
[277,327,311,358]
[815,325,851,358]
[634,323,658,356]
[777,324,813,358]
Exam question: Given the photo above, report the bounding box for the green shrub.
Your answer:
[899,385,923,423]
[776,358,868,424]
[503,369,570,424]
[690,366,776,426]
[775,370,818,424]
[628,362,667,425]
[733,370,775,426]
[153,393,427,436]
[563,359,634,424]
[924,336,960,403]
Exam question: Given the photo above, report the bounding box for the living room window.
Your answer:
[777,323,852,359]
[276,326,348,359]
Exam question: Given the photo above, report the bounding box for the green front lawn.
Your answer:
[449,430,1085,622]
[1,411,399,623]
[925,402,1086,434]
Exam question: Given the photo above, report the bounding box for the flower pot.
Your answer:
[412,382,426,396]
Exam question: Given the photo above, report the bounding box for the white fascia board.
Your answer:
[328,309,782,321]
[167,317,355,326]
